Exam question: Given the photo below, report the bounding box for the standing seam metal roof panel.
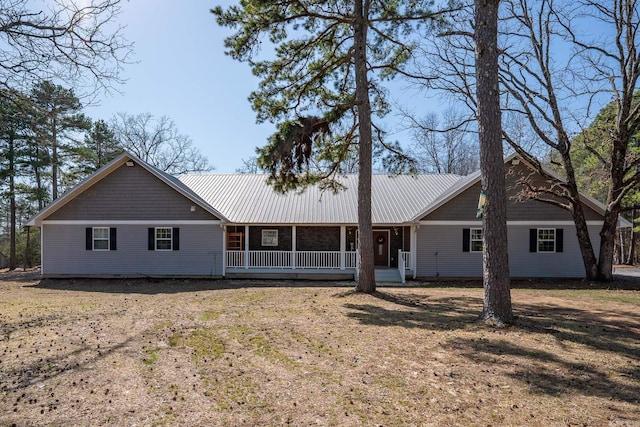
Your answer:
[178,174,462,224]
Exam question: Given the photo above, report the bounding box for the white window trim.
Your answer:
[92,227,110,251]
[261,229,278,247]
[155,227,173,251]
[470,228,483,252]
[537,228,556,253]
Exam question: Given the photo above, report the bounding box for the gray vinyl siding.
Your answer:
[42,224,223,277]
[48,164,217,221]
[416,225,483,277]
[423,161,603,222]
[507,224,600,277]
[424,181,602,222]
[416,224,601,278]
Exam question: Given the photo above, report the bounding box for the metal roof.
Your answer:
[179,173,461,224]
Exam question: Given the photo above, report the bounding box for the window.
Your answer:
[85,227,116,251]
[148,227,180,251]
[227,232,244,250]
[93,227,110,250]
[529,228,563,253]
[261,229,278,247]
[470,228,483,252]
[462,228,482,253]
[156,227,173,250]
[537,228,556,252]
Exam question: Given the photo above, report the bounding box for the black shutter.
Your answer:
[556,228,563,252]
[86,228,92,250]
[462,228,470,252]
[110,228,117,251]
[172,227,180,250]
[148,228,155,250]
[529,229,538,252]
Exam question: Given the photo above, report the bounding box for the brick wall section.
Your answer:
[246,225,408,267]
[297,226,340,251]
[249,226,292,251]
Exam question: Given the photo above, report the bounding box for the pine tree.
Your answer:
[474,0,513,325]
[30,81,90,199]
[213,0,441,292]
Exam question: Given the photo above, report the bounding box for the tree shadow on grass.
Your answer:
[448,337,640,404]
[27,278,358,295]
[342,291,482,330]
[343,290,640,404]
[414,277,640,290]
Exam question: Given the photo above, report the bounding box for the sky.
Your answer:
[83,1,614,175]
[86,1,275,173]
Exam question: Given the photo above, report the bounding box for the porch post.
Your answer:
[291,225,296,270]
[340,225,346,270]
[412,225,419,279]
[222,225,226,277]
[244,225,249,269]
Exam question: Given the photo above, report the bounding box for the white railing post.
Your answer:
[398,249,406,283]
[340,226,346,270]
[244,226,249,269]
[292,226,297,270]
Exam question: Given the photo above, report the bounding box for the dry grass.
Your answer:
[1,271,640,426]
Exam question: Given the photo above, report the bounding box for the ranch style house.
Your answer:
[27,152,625,282]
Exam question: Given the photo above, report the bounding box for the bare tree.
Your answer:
[413,0,640,281]
[407,108,479,175]
[0,0,131,93]
[235,156,262,174]
[110,112,212,175]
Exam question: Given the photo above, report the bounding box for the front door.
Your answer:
[373,230,389,267]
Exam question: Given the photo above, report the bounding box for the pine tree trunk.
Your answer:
[353,0,375,293]
[474,0,512,325]
[52,119,59,200]
[9,132,17,270]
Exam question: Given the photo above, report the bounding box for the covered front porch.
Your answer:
[223,225,415,282]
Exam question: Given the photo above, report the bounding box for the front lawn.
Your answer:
[1,273,639,426]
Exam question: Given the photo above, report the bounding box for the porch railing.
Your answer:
[398,250,409,283]
[226,250,360,270]
[296,251,340,269]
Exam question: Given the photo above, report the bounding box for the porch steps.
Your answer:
[375,268,403,283]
